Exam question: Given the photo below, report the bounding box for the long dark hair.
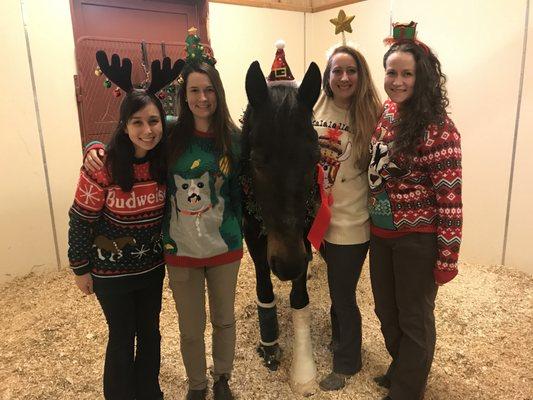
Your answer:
[167,62,239,167]
[384,42,449,157]
[106,89,167,191]
[323,46,381,169]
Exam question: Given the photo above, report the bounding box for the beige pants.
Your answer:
[167,261,240,390]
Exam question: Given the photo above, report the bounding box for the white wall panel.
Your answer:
[210,2,306,123]
[506,1,533,273]
[0,0,58,282]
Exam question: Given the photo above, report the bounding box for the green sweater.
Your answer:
[162,130,243,267]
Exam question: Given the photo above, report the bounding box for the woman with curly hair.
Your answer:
[368,36,463,400]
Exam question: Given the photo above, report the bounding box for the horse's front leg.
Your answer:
[289,264,317,396]
[245,223,282,371]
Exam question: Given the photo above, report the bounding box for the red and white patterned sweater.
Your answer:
[68,159,166,278]
[368,100,462,284]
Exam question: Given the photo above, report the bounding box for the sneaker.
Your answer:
[213,376,234,400]
[185,388,206,400]
[318,372,350,391]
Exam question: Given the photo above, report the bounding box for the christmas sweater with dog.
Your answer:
[68,158,166,280]
[312,93,370,245]
[368,100,462,284]
[163,130,243,268]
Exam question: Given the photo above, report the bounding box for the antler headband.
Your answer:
[383,21,430,54]
[96,50,185,94]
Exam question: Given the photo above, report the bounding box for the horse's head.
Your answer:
[243,61,321,281]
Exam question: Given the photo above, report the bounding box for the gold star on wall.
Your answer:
[330,10,355,35]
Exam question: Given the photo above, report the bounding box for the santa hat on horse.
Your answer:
[267,40,297,87]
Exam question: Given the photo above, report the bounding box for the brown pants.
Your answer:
[168,261,240,390]
[370,233,438,400]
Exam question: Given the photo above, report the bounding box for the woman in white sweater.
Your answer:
[313,45,381,391]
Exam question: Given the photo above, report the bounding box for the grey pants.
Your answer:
[168,261,240,390]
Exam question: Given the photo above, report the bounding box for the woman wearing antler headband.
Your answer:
[68,51,184,400]
[368,22,463,400]
[313,43,382,391]
[84,31,241,400]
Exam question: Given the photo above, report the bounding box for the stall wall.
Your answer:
[0,0,60,281]
[307,0,532,271]
[506,1,533,271]
[209,2,305,121]
[0,0,531,283]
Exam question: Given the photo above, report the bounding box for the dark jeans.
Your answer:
[95,274,164,400]
[370,233,438,400]
[320,240,369,375]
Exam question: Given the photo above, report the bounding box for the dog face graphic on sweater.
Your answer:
[168,171,228,258]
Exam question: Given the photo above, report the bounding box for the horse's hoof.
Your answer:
[290,377,317,397]
[257,343,282,371]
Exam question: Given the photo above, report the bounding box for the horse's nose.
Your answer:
[270,256,302,281]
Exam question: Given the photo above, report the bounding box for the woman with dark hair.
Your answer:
[313,45,382,391]
[68,88,168,400]
[368,27,463,400]
[163,61,242,400]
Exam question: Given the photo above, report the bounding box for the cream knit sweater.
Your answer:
[312,94,369,245]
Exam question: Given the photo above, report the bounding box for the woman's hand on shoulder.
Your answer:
[74,273,94,295]
[84,148,105,173]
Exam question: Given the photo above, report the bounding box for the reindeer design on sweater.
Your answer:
[93,236,136,262]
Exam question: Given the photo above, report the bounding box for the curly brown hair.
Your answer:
[383,42,449,157]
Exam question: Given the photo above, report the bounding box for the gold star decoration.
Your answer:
[188,26,198,35]
[330,10,355,35]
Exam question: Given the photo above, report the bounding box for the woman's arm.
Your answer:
[425,119,463,285]
[68,167,107,291]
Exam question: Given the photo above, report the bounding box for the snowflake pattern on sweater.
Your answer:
[68,161,166,278]
[368,100,462,284]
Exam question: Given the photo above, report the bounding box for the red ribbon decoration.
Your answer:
[307,165,333,251]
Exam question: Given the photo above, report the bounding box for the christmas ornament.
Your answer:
[219,155,230,176]
[158,91,167,99]
[103,79,112,88]
[113,87,121,97]
[266,40,296,86]
[94,66,102,76]
[190,159,201,170]
[330,9,355,44]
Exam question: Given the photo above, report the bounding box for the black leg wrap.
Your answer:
[257,343,282,371]
[257,301,281,371]
[257,302,279,345]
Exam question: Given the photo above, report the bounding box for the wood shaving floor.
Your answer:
[0,251,531,400]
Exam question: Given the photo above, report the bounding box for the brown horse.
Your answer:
[241,61,322,395]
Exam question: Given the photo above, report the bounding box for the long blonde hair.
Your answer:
[323,46,382,169]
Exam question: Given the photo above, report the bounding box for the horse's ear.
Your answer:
[245,61,269,108]
[297,62,321,111]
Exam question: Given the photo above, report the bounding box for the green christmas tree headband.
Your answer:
[183,27,216,67]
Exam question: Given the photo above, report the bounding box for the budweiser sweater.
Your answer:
[368,100,462,284]
[68,158,166,279]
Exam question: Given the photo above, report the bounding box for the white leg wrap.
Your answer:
[290,305,317,396]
